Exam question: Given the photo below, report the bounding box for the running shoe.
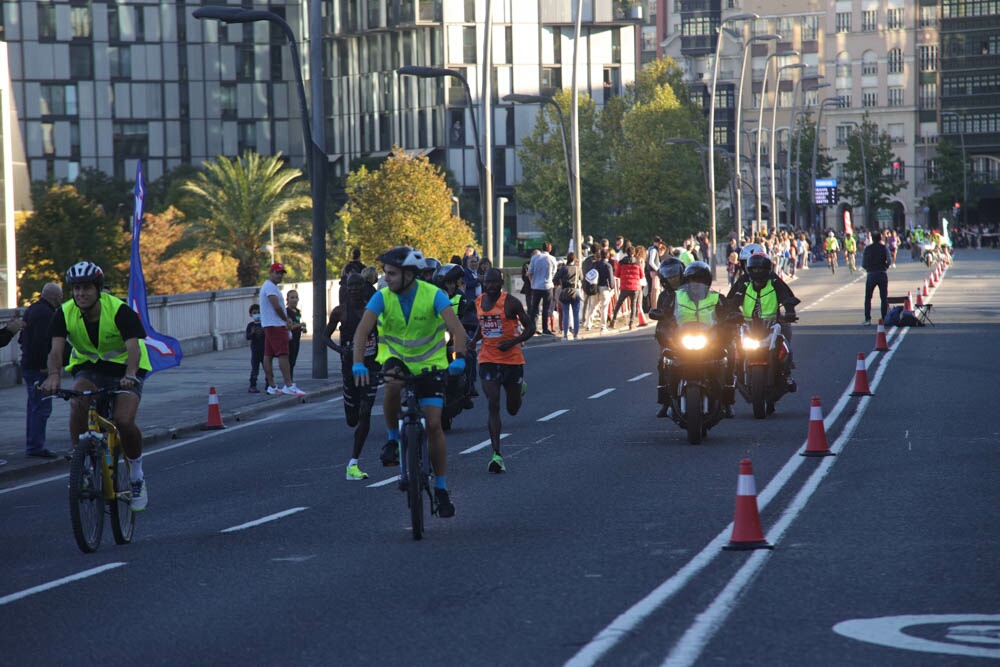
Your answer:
[266,385,281,395]
[488,452,506,474]
[130,478,148,512]
[281,384,306,397]
[380,440,400,467]
[434,488,455,518]
[520,380,527,397]
[345,464,369,481]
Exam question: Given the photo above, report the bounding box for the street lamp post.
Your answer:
[497,196,509,270]
[786,75,823,229]
[398,66,489,259]
[503,93,575,219]
[756,50,798,234]
[571,0,585,281]
[941,111,968,224]
[707,12,758,277]
[733,33,779,241]
[809,96,846,231]
[193,6,328,379]
[770,62,804,234]
[451,195,460,219]
[482,0,495,264]
[841,121,869,229]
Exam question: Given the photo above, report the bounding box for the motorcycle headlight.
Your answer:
[742,338,762,350]
[681,334,708,350]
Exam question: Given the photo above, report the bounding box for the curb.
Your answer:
[0,385,342,485]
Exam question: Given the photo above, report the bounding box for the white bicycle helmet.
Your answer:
[376,246,426,271]
[65,261,105,289]
[738,243,767,262]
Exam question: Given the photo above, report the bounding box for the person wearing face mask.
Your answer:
[246,303,266,393]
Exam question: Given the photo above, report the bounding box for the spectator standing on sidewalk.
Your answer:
[584,249,615,332]
[246,303,265,393]
[259,263,306,396]
[611,245,643,330]
[861,230,892,326]
[527,241,558,335]
[286,289,306,380]
[553,252,582,340]
[19,287,60,458]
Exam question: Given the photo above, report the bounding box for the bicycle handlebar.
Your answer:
[42,385,124,401]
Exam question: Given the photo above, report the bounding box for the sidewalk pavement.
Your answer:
[0,322,637,482]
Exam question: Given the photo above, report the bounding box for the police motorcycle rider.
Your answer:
[726,252,800,393]
[655,260,738,419]
[648,257,685,418]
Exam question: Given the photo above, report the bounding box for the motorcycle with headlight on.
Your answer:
[734,313,797,419]
[660,321,731,445]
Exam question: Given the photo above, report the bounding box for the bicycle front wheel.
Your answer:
[405,422,424,541]
[69,440,105,553]
[109,445,135,545]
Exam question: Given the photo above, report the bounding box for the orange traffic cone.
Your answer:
[202,386,226,430]
[849,353,874,397]
[723,458,773,551]
[904,292,913,311]
[801,396,835,457]
[921,281,929,297]
[873,320,890,352]
[929,272,937,288]
[915,290,925,307]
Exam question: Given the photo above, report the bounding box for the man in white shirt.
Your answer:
[527,241,558,335]
[259,263,306,396]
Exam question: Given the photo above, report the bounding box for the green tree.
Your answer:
[178,151,312,287]
[925,139,968,217]
[840,114,906,227]
[16,183,128,302]
[336,146,478,265]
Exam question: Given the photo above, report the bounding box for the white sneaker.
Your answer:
[130,478,148,512]
[266,386,281,395]
[281,384,306,397]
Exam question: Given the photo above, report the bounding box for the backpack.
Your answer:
[884,305,903,327]
[899,310,923,327]
[582,268,599,296]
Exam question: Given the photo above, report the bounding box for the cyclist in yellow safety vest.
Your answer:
[351,246,468,518]
[41,261,152,512]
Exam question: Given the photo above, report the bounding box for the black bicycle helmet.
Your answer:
[434,263,464,288]
[657,257,685,290]
[747,253,772,285]
[65,261,104,290]
[420,257,442,281]
[682,260,712,287]
[376,246,425,271]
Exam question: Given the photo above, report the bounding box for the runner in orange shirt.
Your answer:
[469,268,535,473]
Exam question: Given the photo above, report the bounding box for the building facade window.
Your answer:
[862,90,878,107]
[836,12,851,33]
[888,123,905,144]
[888,87,904,107]
[919,82,937,109]
[38,3,56,40]
[220,84,237,120]
[802,16,820,40]
[862,51,878,76]
[888,48,903,74]
[238,121,257,154]
[541,66,561,95]
[70,44,94,79]
[919,45,937,71]
[463,27,477,63]
[836,52,851,78]
[836,125,849,146]
[887,8,904,29]
[109,46,131,78]
[41,84,78,116]
[919,5,937,27]
[838,93,852,108]
[71,5,92,39]
[862,10,877,31]
[238,44,255,80]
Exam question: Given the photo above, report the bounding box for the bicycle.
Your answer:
[47,386,135,553]
[826,251,837,274]
[845,251,857,274]
[377,366,446,540]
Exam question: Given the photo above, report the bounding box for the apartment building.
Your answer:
[657,0,999,231]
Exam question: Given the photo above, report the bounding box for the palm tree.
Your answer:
[181,151,312,286]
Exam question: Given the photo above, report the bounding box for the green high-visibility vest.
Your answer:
[62,293,151,372]
[742,281,778,321]
[675,290,720,325]
[375,281,448,373]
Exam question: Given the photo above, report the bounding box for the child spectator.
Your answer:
[246,303,265,393]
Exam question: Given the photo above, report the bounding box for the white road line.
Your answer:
[461,434,509,455]
[566,327,911,667]
[538,409,568,422]
[589,388,616,399]
[628,372,653,382]
[0,562,126,606]
[367,475,401,488]
[220,507,308,533]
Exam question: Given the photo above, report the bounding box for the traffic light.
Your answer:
[891,160,905,180]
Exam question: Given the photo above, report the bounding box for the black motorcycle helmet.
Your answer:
[747,254,772,287]
[682,261,712,288]
[657,257,685,291]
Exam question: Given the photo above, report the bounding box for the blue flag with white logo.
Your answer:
[127,161,183,374]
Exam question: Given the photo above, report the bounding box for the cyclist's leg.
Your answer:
[68,373,99,446]
[422,404,446,478]
[112,388,143,460]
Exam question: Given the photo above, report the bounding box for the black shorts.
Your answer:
[341,357,379,407]
[73,369,144,399]
[381,358,447,404]
[479,362,523,387]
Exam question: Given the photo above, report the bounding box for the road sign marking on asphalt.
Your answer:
[538,409,568,422]
[220,507,308,533]
[0,562,126,606]
[460,434,509,455]
[833,615,1000,659]
[589,388,616,399]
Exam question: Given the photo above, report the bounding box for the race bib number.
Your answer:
[481,314,503,338]
[364,332,377,356]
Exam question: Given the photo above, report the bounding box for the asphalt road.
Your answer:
[2,252,998,666]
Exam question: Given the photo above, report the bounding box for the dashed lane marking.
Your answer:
[0,562,127,606]
[460,434,509,455]
[220,507,308,533]
[628,372,653,382]
[589,388,616,399]
[538,410,568,422]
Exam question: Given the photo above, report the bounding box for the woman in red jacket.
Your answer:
[611,245,644,330]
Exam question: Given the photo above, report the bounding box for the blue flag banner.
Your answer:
[127,161,183,374]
